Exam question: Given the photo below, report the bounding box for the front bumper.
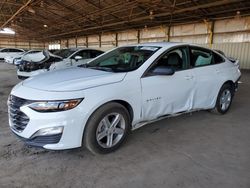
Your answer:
[9,100,88,150]
[235,76,241,91]
[5,59,13,64]
[12,131,62,148]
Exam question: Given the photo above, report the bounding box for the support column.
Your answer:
[204,19,214,48]
[59,39,61,49]
[99,34,101,48]
[14,34,17,48]
[75,36,78,48]
[167,26,171,42]
[66,39,69,48]
[137,30,140,44]
[86,36,88,48]
[209,21,215,48]
[115,33,118,47]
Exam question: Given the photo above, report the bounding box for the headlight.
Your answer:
[28,99,83,112]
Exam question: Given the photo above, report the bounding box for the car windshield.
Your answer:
[87,46,160,72]
[54,49,77,58]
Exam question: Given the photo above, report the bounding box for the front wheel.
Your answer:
[213,84,234,114]
[83,102,130,154]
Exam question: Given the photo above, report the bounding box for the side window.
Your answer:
[1,49,9,52]
[190,47,213,67]
[9,49,15,52]
[72,50,90,59]
[149,47,189,72]
[90,50,103,58]
[213,52,225,64]
[9,49,23,52]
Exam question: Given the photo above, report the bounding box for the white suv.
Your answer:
[8,42,241,154]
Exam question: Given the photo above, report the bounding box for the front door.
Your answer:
[140,46,195,120]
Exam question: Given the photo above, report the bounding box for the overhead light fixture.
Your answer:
[43,24,48,28]
[149,10,154,20]
[0,28,15,35]
[235,11,241,19]
[28,6,35,14]
[40,1,44,8]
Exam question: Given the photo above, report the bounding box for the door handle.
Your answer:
[184,75,194,80]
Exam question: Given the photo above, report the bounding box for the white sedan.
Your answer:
[49,48,104,70]
[8,42,241,154]
[17,48,104,79]
[0,48,24,62]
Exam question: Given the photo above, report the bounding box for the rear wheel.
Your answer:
[212,83,234,114]
[84,102,130,154]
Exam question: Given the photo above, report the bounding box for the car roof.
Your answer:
[61,48,103,52]
[130,42,216,52]
[67,47,100,50]
[127,42,210,48]
[123,42,188,49]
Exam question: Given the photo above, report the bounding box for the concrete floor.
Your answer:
[0,62,249,188]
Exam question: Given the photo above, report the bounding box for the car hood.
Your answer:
[22,67,126,92]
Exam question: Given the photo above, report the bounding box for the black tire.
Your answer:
[212,83,234,114]
[84,102,131,154]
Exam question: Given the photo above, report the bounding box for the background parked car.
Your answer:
[0,48,24,61]
[17,50,62,79]
[16,48,104,79]
[48,49,60,54]
[13,50,41,66]
[50,48,104,70]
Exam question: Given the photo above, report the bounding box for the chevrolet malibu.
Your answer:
[8,42,241,154]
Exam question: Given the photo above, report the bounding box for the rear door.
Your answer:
[140,46,195,120]
[190,46,225,109]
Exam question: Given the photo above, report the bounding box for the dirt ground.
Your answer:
[0,62,250,188]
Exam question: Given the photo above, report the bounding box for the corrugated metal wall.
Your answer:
[200,43,250,69]
[214,43,250,69]
[49,16,250,69]
[0,38,45,50]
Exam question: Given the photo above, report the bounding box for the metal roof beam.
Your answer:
[0,0,32,30]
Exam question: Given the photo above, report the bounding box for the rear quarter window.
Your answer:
[213,52,225,64]
[190,47,213,67]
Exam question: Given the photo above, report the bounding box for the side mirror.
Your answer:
[74,55,82,61]
[151,66,175,76]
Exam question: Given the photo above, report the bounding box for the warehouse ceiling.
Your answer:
[0,0,250,41]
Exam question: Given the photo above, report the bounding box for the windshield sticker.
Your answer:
[139,46,159,51]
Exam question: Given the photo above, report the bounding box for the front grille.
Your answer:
[8,95,32,132]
